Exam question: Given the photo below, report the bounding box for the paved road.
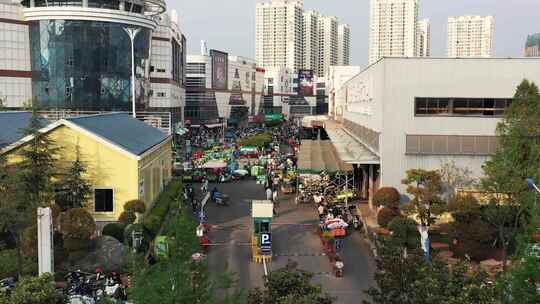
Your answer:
[201,180,375,304]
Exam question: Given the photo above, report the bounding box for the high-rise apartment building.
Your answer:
[256,0,304,71]
[369,0,418,65]
[448,16,494,57]
[416,19,430,57]
[303,10,320,72]
[524,33,540,57]
[317,16,338,77]
[337,24,351,65]
[258,0,350,75]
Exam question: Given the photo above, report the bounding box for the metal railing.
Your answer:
[38,110,172,135]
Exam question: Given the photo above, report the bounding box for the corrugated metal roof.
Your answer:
[0,112,45,148]
[65,113,169,156]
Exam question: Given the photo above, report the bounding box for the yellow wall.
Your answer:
[138,140,173,210]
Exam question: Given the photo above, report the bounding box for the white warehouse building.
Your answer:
[330,57,540,199]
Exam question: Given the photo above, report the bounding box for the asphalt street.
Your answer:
[200,179,375,304]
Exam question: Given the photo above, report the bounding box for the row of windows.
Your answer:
[186,63,206,74]
[415,97,512,117]
[24,0,143,13]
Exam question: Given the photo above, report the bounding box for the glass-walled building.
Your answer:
[18,0,165,111]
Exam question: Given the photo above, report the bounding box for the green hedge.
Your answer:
[143,179,183,237]
[103,223,127,243]
[239,132,272,147]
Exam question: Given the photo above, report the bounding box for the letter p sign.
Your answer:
[260,232,272,254]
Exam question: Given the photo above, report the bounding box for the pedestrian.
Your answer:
[272,189,278,203]
[318,204,325,220]
[202,178,209,193]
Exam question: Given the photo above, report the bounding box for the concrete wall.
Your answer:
[338,57,540,192]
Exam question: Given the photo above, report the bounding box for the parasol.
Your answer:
[234,169,249,176]
[325,218,349,229]
[201,160,228,169]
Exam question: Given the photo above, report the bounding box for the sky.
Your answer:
[167,0,540,68]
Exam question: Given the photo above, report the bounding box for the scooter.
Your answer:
[102,272,127,300]
[0,277,15,296]
[215,193,230,206]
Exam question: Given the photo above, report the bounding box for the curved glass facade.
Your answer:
[29,20,151,110]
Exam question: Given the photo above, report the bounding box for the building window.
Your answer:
[94,188,113,212]
[415,97,512,117]
[157,92,166,97]
[157,68,166,73]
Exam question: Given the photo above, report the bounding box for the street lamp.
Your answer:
[123,27,141,118]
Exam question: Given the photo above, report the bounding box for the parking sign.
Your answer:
[261,233,272,253]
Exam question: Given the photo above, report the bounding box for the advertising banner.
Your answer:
[210,49,228,90]
[298,69,315,96]
[264,113,284,122]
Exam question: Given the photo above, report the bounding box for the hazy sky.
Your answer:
[167,0,540,68]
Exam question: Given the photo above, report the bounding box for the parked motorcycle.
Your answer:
[0,277,15,296]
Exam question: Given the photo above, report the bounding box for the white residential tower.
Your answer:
[338,23,351,65]
[256,0,304,71]
[416,19,430,57]
[369,0,418,65]
[448,16,494,57]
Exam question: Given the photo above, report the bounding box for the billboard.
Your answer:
[210,49,228,90]
[298,69,315,96]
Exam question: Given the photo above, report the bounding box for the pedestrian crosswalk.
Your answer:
[272,252,327,257]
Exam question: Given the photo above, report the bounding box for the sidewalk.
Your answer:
[356,202,389,258]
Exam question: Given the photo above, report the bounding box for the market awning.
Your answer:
[325,124,380,165]
[297,140,353,174]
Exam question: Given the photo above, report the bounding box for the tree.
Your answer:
[0,108,57,277]
[247,261,334,304]
[364,238,499,304]
[0,273,66,304]
[60,208,96,254]
[503,211,540,303]
[16,106,58,207]
[373,187,401,210]
[54,145,92,211]
[481,79,540,270]
[439,160,476,201]
[446,195,496,261]
[401,169,445,227]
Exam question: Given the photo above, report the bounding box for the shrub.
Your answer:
[373,187,400,210]
[21,226,37,259]
[143,179,183,237]
[61,208,96,253]
[61,208,96,240]
[118,211,136,225]
[103,223,127,243]
[0,249,17,278]
[8,273,66,304]
[124,199,146,214]
[377,207,398,228]
[388,217,419,249]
